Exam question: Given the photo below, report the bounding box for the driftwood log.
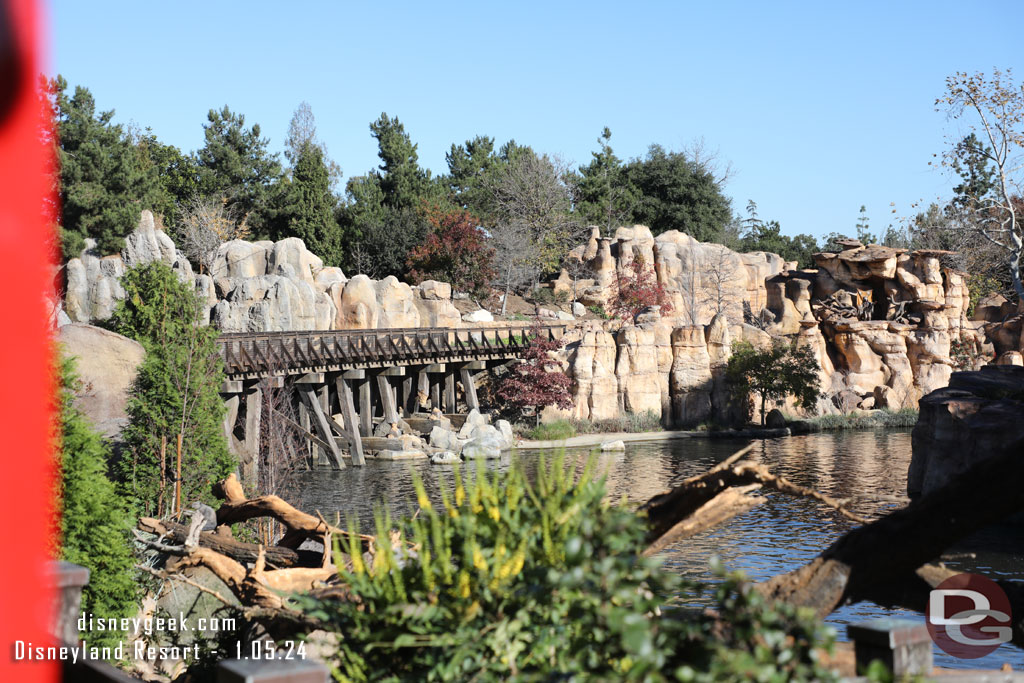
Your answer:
[213,472,375,551]
[138,518,323,569]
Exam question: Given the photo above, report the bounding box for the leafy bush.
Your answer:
[525,419,577,441]
[299,457,835,681]
[587,303,611,319]
[494,324,573,424]
[531,286,569,305]
[407,206,496,298]
[611,257,674,321]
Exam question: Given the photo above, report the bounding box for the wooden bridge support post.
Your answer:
[223,395,240,446]
[376,374,400,426]
[417,368,430,413]
[318,385,330,467]
[460,367,480,411]
[443,372,456,413]
[402,372,416,416]
[358,378,372,436]
[243,385,262,485]
[298,401,313,467]
[336,377,366,466]
[297,385,343,470]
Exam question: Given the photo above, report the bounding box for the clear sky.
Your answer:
[46,0,1023,241]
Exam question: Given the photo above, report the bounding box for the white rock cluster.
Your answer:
[62,211,463,333]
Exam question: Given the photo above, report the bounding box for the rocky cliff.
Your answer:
[61,213,1000,425]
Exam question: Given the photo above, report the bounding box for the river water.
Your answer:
[283,430,1024,671]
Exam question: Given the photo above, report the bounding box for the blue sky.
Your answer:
[46,1,1022,241]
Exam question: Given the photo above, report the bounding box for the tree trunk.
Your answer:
[759,391,767,425]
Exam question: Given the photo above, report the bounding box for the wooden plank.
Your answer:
[377,374,400,425]
[342,368,366,379]
[298,385,344,470]
[336,377,366,466]
[295,372,325,384]
[243,387,262,484]
[417,368,430,411]
[298,400,314,464]
[379,366,405,376]
[221,379,244,394]
[403,373,415,415]
[430,379,440,411]
[460,367,479,410]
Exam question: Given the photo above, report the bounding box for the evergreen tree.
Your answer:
[338,113,445,276]
[574,127,638,234]
[49,76,167,259]
[446,135,501,217]
[282,141,342,265]
[114,262,234,516]
[624,144,732,241]
[57,355,138,646]
[195,106,284,238]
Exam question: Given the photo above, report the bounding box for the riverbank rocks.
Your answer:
[909,365,1024,498]
[57,324,145,438]
[600,440,626,451]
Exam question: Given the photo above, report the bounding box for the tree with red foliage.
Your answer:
[495,325,573,424]
[610,257,674,321]
[407,205,496,298]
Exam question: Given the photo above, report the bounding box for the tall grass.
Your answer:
[802,407,918,430]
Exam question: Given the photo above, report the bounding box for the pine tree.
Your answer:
[282,141,342,265]
[49,76,168,259]
[195,106,284,238]
[114,262,234,516]
[57,355,138,646]
[575,127,638,234]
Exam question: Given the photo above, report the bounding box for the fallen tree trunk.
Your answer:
[640,445,867,553]
[138,518,322,569]
[213,473,375,551]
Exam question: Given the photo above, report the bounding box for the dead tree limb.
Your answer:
[640,446,868,551]
[213,473,375,551]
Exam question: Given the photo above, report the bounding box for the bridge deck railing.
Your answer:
[216,324,565,378]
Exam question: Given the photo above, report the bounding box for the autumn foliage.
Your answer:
[495,325,573,422]
[610,258,673,321]
[407,206,496,297]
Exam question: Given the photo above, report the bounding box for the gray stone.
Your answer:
[571,302,586,317]
[430,451,461,464]
[376,449,428,461]
[495,419,514,448]
[765,408,787,428]
[599,440,626,451]
[462,434,504,459]
[458,409,489,438]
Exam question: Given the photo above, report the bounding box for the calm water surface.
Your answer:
[283,430,1024,671]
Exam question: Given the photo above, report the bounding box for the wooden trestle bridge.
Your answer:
[216,324,565,473]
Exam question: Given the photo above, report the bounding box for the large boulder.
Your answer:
[375,276,420,328]
[57,324,145,437]
[336,274,380,329]
[268,237,322,286]
[909,365,1024,498]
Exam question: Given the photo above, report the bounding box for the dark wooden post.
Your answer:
[443,372,456,413]
[377,374,400,425]
[336,377,365,465]
[460,366,480,411]
[358,377,373,436]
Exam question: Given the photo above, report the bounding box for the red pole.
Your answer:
[0,0,60,681]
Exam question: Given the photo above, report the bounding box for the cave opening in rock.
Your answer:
[871,281,889,320]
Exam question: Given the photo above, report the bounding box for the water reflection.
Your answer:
[283,429,1024,671]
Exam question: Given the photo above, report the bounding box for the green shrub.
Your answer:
[300,458,834,681]
[587,303,611,319]
[532,286,569,305]
[526,419,577,441]
[57,355,138,648]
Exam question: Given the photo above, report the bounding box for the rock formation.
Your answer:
[909,365,1024,498]
[62,211,463,334]
[57,323,145,437]
[61,212,1008,425]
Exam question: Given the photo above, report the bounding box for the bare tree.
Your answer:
[174,195,250,275]
[938,69,1024,301]
[484,151,585,313]
[678,255,702,326]
[285,101,342,189]
[701,246,742,321]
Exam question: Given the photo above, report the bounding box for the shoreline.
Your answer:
[515,426,791,450]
